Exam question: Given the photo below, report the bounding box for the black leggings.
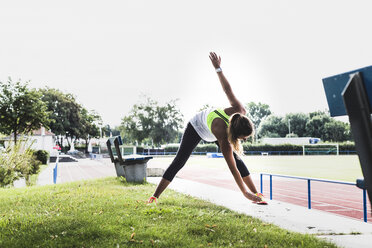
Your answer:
[162,122,250,182]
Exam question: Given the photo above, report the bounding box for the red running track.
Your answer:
[177,167,372,223]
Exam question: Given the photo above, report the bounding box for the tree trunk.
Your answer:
[66,135,71,149]
[85,139,88,154]
[14,132,17,145]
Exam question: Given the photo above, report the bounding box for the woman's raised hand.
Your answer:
[209,52,221,69]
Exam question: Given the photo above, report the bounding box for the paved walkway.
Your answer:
[38,157,372,248]
[37,158,116,185]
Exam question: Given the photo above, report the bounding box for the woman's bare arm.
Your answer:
[212,119,260,201]
[209,52,246,115]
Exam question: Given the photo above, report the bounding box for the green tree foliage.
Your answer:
[121,97,184,146]
[79,109,101,152]
[258,110,351,142]
[284,113,309,137]
[305,112,332,139]
[258,115,288,138]
[198,104,214,112]
[0,78,50,144]
[245,102,272,130]
[40,87,102,150]
[102,124,120,137]
[39,88,82,141]
[323,119,351,142]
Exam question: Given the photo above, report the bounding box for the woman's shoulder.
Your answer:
[223,106,246,116]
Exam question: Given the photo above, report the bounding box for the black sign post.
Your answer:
[342,72,372,204]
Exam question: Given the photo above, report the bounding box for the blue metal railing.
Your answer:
[260,173,368,222]
[111,149,357,156]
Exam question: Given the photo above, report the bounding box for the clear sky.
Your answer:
[1,0,372,127]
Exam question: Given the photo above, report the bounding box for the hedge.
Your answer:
[164,142,356,155]
[164,144,218,153]
[34,150,49,164]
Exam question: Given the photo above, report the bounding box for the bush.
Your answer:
[164,142,357,156]
[194,144,219,153]
[243,143,302,152]
[164,145,179,153]
[339,142,355,152]
[0,140,42,187]
[164,144,218,154]
[34,150,49,164]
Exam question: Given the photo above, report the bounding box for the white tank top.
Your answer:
[189,108,217,142]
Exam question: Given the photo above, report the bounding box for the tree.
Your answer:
[39,87,83,147]
[245,102,272,130]
[198,104,214,112]
[283,113,309,137]
[305,112,332,140]
[258,115,288,138]
[121,97,184,146]
[102,124,120,137]
[0,78,50,144]
[323,119,351,142]
[79,109,101,153]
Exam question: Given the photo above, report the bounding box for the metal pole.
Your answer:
[363,189,367,222]
[270,175,273,200]
[308,179,311,209]
[53,151,59,184]
[260,174,263,194]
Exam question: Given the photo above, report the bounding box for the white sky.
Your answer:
[1,0,372,127]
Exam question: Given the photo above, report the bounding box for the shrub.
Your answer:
[339,142,355,152]
[194,144,219,153]
[243,143,302,152]
[0,140,43,187]
[164,144,218,154]
[34,150,49,164]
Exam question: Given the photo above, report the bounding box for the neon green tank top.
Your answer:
[207,109,230,132]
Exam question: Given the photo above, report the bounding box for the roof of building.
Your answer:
[32,127,55,136]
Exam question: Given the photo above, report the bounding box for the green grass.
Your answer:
[149,155,363,182]
[0,177,336,248]
[28,164,49,186]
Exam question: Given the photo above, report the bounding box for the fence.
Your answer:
[260,173,368,222]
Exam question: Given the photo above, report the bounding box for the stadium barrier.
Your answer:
[127,150,357,156]
[260,173,368,222]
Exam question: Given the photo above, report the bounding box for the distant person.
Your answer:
[148,52,266,205]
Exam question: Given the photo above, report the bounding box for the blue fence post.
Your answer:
[307,179,311,209]
[53,164,58,184]
[260,174,263,194]
[363,189,367,222]
[269,175,273,200]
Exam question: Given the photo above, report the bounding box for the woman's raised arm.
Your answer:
[209,52,246,115]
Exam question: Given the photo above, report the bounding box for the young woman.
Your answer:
[148,52,265,204]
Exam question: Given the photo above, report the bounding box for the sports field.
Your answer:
[149,155,363,182]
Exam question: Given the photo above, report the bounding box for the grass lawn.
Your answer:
[148,155,363,182]
[0,177,336,248]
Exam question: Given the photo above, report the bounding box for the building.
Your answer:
[3,127,56,155]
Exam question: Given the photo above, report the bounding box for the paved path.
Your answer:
[37,158,116,185]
